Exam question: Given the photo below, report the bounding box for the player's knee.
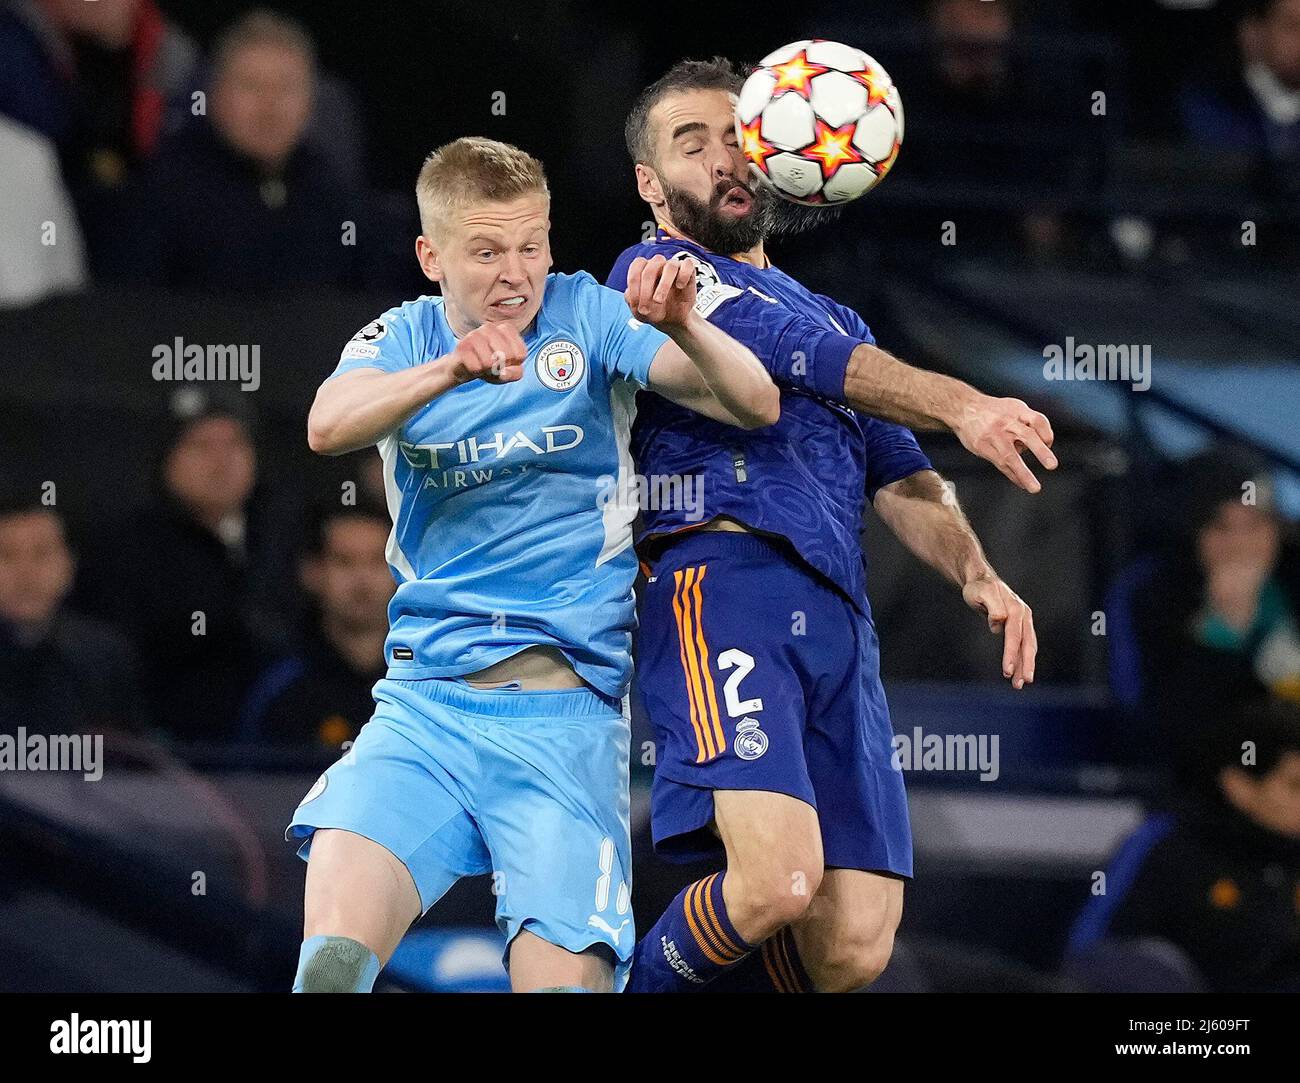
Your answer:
[727,862,822,938]
[813,925,896,992]
[293,934,381,993]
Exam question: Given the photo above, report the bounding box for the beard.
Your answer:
[663,176,775,254]
[663,175,843,254]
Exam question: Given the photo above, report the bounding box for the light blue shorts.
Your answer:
[286,677,634,984]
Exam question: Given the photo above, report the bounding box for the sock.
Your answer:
[705,926,815,993]
[626,872,753,992]
[293,934,381,993]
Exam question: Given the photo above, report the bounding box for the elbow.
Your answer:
[307,413,342,456]
[738,384,781,429]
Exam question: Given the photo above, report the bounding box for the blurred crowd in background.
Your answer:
[1,0,1299,305]
[1,0,1299,993]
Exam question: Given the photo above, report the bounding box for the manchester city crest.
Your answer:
[536,339,586,391]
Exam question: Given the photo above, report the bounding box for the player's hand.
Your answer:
[962,572,1037,690]
[953,396,1057,494]
[624,254,697,331]
[445,322,527,386]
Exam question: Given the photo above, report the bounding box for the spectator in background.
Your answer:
[107,9,379,291]
[1132,449,1300,784]
[237,499,393,750]
[887,0,1084,259]
[0,490,145,735]
[74,391,293,744]
[1181,0,1300,200]
[1068,695,1300,992]
[0,112,86,307]
[0,0,199,271]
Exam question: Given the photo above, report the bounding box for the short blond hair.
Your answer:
[416,137,549,239]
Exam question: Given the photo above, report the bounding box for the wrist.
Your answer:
[662,309,702,344]
[426,353,467,390]
[944,383,985,434]
[961,560,997,588]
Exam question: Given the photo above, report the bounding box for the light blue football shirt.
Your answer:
[329,271,668,698]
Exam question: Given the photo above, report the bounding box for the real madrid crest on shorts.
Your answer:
[536,339,586,392]
[734,716,769,761]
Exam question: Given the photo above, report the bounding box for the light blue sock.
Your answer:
[293,935,381,993]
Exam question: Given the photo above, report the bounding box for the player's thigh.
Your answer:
[473,692,634,983]
[508,930,614,993]
[713,789,824,902]
[287,681,494,957]
[800,867,904,971]
[303,827,422,964]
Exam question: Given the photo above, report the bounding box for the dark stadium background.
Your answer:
[2,0,1298,993]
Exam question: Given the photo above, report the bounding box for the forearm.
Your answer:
[665,311,780,428]
[307,360,458,455]
[873,470,993,588]
[843,342,981,431]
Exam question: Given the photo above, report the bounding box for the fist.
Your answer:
[624,254,697,330]
[447,322,527,386]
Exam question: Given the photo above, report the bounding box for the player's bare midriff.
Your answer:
[698,516,752,533]
[463,645,586,690]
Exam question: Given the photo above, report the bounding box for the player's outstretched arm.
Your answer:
[843,344,1058,494]
[307,323,527,455]
[873,468,1037,689]
[627,255,780,429]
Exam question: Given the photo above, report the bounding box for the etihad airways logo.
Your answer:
[399,425,584,470]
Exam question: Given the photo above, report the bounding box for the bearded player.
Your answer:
[287,136,778,993]
[608,60,1056,992]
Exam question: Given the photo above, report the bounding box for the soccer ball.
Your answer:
[735,39,903,206]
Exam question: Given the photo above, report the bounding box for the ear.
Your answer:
[415,234,442,284]
[300,554,323,596]
[1218,765,1252,812]
[635,163,665,208]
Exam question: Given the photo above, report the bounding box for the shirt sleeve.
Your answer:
[608,244,863,403]
[327,310,418,380]
[862,417,933,500]
[583,273,669,388]
[816,292,878,347]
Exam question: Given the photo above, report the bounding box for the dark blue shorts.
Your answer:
[637,531,912,878]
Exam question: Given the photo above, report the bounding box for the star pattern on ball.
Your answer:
[851,66,891,108]
[802,119,865,179]
[770,50,830,100]
[738,117,778,173]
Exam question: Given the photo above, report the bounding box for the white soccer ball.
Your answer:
[736,39,904,206]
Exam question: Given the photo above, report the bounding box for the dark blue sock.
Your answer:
[626,872,753,992]
[704,926,815,993]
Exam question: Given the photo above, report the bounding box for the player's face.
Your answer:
[0,511,75,628]
[303,518,394,634]
[645,88,775,254]
[419,193,552,337]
